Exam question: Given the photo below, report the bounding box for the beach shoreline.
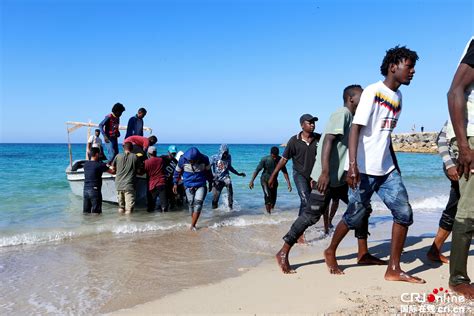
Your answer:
[112,228,473,315]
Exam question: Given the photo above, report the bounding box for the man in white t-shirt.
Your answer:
[324,46,425,284]
[87,129,105,161]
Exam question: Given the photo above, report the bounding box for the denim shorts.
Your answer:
[342,170,413,229]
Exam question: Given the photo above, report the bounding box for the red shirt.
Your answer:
[124,136,149,149]
[144,157,166,190]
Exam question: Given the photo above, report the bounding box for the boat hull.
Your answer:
[66,161,148,206]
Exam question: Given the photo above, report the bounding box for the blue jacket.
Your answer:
[210,144,239,182]
[173,147,211,188]
[125,115,144,139]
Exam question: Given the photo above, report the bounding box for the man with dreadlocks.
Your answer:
[324,46,426,284]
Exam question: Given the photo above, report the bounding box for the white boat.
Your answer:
[65,121,152,205]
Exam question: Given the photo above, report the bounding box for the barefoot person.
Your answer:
[248,146,292,214]
[173,147,212,230]
[324,46,425,283]
[426,121,459,264]
[275,85,384,273]
[446,37,474,299]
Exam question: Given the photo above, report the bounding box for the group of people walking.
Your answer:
[272,41,473,299]
[80,40,473,299]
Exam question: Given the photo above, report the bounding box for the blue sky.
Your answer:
[1,0,473,143]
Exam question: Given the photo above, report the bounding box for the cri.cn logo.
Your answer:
[401,287,466,304]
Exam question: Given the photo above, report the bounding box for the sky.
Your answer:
[1,0,473,144]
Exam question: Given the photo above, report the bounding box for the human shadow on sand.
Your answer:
[291,235,473,274]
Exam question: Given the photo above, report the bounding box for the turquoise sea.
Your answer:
[0,143,451,314]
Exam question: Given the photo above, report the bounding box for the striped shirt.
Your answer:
[437,121,456,170]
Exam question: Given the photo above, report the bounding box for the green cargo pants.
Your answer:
[449,137,474,286]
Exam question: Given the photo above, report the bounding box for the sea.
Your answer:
[0,143,452,315]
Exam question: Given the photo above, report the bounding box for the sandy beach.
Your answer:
[114,235,473,315]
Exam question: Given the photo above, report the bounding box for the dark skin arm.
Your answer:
[172,168,183,194]
[448,63,474,179]
[282,170,292,192]
[346,124,363,189]
[316,134,337,193]
[229,165,246,177]
[248,170,260,189]
[268,158,288,188]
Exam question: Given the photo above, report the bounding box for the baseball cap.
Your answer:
[147,146,157,154]
[299,114,318,124]
[168,145,177,154]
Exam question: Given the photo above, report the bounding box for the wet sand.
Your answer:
[114,233,474,314]
[1,214,320,315]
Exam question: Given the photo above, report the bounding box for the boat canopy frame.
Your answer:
[65,121,153,168]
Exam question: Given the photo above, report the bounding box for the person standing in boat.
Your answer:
[87,129,107,161]
[99,102,126,163]
[83,147,114,214]
[173,147,212,230]
[111,142,139,215]
[125,107,147,139]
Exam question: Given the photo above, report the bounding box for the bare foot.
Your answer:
[297,235,305,244]
[357,253,387,265]
[449,283,474,299]
[384,270,425,284]
[324,248,344,275]
[427,248,449,264]
[275,250,295,274]
[190,226,197,231]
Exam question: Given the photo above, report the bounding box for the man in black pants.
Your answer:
[276,85,385,273]
[83,147,113,214]
[269,114,320,221]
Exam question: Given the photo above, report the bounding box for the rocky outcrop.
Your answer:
[392,132,438,153]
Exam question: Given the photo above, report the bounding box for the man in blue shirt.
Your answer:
[125,107,147,138]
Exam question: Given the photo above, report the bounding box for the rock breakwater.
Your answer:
[392,132,438,153]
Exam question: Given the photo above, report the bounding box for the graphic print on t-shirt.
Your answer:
[380,116,398,131]
[375,92,401,115]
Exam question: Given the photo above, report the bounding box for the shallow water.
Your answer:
[0,144,452,314]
